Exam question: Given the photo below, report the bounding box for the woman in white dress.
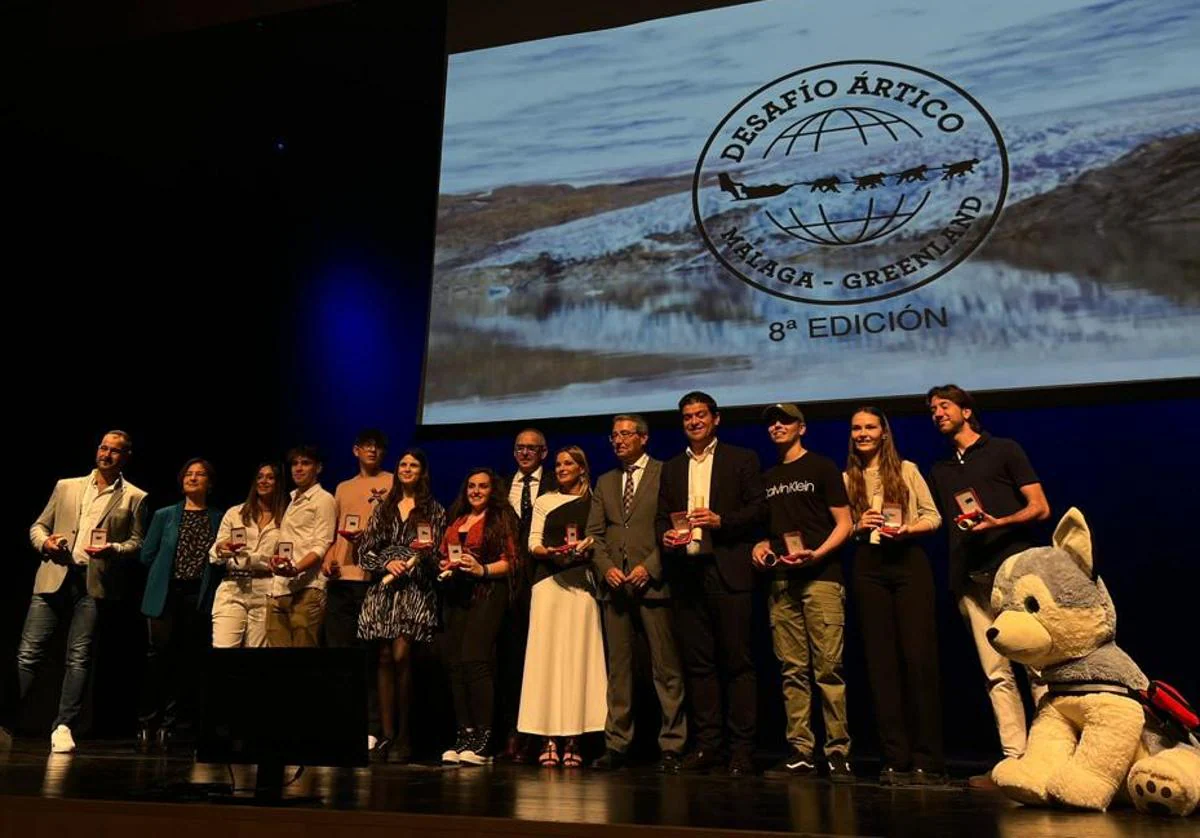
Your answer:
[519,446,607,768]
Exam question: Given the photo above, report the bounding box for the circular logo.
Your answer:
[693,61,1007,305]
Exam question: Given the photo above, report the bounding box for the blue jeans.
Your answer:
[16,569,99,730]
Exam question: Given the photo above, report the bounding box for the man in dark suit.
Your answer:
[497,427,555,761]
[588,414,686,771]
[656,392,766,776]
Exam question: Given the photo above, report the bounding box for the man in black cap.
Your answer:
[752,403,854,781]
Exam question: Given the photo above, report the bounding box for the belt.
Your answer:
[226,570,273,579]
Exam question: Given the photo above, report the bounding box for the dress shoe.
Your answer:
[727,753,755,777]
[879,766,911,786]
[656,752,682,773]
[911,767,951,786]
[680,748,721,773]
[592,749,627,771]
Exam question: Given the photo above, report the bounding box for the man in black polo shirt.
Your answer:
[926,384,1050,771]
[753,403,853,782]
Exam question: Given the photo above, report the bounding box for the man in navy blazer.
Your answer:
[656,392,766,776]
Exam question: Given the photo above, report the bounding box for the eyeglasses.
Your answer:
[514,445,545,454]
[610,431,643,441]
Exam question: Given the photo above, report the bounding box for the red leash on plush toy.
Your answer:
[1140,681,1200,743]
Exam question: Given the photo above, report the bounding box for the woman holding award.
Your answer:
[210,463,288,648]
[438,467,521,766]
[138,458,223,750]
[844,407,946,785]
[519,446,607,768]
[356,448,446,763]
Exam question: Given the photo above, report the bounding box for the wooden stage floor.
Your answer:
[0,740,1191,837]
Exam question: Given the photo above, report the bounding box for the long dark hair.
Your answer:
[377,448,434,528]
[240,462,289,528]
[845,406,909,519]
[448,466,520,564]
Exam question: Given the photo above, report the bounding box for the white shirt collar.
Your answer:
[291,483,322,502]
[88,470,124,492]
[686,439,718,463]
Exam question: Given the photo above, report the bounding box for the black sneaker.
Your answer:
[827,752,855,784]
[442,727,469,764]
[879,766,911,786]
[764,751,817,779]
[460,727,493,765]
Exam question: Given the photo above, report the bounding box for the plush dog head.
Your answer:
[987,507,1116,670]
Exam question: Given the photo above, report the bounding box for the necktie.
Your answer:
[520,473,533,528]
[622,464,637,517]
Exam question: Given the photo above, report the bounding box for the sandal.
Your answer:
[539,738,560,767]
[561,738,583,768]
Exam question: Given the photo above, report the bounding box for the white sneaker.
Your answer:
[50,725,76,754]
[441,747,461,764]
[367,734,378,751]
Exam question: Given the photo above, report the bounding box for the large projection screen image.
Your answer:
[422,0,1200,424]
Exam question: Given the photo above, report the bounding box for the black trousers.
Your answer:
[138,580,208,733]
[441,581,509,730]
[853,541,944,771]
[671,561,755,757]
[495,585,529,741]
[323,580,381,738]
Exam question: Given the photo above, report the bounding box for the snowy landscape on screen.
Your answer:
[423,0,1200,423]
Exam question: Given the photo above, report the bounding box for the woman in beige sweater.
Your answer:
[844,406,946,786]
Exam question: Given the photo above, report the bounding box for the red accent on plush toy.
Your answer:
[1139,681,1199,735]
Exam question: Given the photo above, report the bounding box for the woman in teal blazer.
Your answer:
[136,458,222,751]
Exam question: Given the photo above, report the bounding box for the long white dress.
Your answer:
[517,492,608,737]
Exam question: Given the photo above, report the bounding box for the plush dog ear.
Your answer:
[1052,507,1094,578]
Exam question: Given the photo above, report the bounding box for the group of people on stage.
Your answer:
[2,383,1051,789]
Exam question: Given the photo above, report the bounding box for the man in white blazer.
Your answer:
[7,430,147,753]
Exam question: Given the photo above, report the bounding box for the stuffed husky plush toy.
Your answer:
[986,507,1199,816]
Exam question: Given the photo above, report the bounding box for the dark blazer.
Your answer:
[139,502,223,619]
[588,457,667,600]
[512,465,557,592]
[655,441,767,593]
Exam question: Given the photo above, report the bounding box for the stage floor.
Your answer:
[0,740,1191,837]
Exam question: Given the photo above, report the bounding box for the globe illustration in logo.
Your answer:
[759,106,929,246]
[693,60,1008,305]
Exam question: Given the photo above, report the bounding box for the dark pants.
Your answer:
[441,581,508,731]
[323,580,381,738]
[495,581,529,743]
[14,569,98,731]
[671,561,755,758]
[138,579,209,733]
[602,592,686,755]
[853,542,944,771]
